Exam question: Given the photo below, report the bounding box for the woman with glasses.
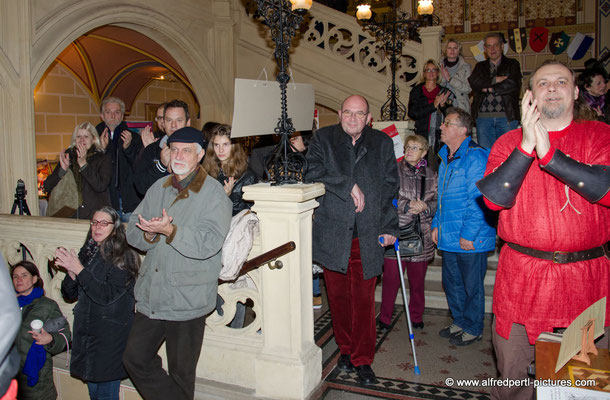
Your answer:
[577,67,609,124]
[379,135,437,331]
[408,60,451,168]
[56,206,140,400]
[440,39,472,113]
[44,122,112,219]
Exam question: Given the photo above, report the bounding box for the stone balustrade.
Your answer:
[0,181,325,399]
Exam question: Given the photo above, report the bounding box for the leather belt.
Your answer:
[507,242,610,264]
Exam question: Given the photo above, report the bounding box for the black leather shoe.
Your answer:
[336,354,355,372]
[378,320,391,331]
[355,365,376,385]
[412,322,424,329]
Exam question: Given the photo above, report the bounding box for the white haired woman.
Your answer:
[44,122,112,219]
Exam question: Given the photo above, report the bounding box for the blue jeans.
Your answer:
[441,251,487,336]
[87,380,121,400]
[313,273,321,297]
[476,117,519,149]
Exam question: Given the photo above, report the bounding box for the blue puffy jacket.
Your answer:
[431,136,496,253]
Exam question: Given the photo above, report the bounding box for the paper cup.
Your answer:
[30,319,43,333]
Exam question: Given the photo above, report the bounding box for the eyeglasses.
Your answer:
[405,145,422,152]
[484,43,501,49]
[90,220,112,227]
[443,120,462,127]
[341,110,368,119]
[424,68,439,73]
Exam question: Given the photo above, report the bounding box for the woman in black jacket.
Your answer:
[408,60,451,169]
[202,124,258,216]
[56,206,139,400]
[44,122,112,219]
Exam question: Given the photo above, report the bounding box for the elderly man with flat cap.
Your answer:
[124,127,232,400]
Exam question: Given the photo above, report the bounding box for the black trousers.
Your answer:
[123,312,206,400]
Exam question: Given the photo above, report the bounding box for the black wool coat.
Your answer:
[61,241,136,383]
[305,124,399,280]
[95,121,143,213]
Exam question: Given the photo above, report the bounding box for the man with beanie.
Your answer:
[124,127,232,400]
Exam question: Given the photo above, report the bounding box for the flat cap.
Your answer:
[167,127,206,148]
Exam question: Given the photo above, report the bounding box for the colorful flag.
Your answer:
[567,33,594,60]
[470,40,486,62]
[529,27,549,53]
[508,28,527,53]
[549,31,570,55]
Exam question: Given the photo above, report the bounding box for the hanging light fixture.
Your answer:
[356,0,439,121]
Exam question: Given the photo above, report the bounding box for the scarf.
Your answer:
[17,287,47,387]
[443,58,458,68]
[582,91,605,111]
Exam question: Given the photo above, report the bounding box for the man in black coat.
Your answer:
[469,32,522,149]
[133,100,191,196]
[95,97,143,222]
[305,95,399,385]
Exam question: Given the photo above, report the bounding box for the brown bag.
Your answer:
[46,169,78,217]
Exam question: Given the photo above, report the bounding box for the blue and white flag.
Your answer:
[567,33,593,60]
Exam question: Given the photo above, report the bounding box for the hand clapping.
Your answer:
[136,208,174,237]
[54,247,83,279]
[520,90,551,158]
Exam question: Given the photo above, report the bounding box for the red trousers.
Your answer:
[380,258,428,325]
[324,238,377,366]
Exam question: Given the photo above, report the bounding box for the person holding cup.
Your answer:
[11,261,70,400]
[57,206,140,400]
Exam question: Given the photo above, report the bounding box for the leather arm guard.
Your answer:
[476,148,534,208]
[540,149,610,203]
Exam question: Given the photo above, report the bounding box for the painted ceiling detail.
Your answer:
[55,26,195,114]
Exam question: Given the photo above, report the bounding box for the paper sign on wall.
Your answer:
[231,78,315,138]
[382,124,404,162]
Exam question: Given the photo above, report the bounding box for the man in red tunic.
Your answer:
[477,61,610,399]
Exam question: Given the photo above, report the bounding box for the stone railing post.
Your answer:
[242,182,325,400]
[419,25,445,65]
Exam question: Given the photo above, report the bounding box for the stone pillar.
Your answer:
[419,25,445,64]
[242,182,325,400]
[0,1,38,215]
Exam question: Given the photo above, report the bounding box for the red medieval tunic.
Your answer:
[484,121,610,344]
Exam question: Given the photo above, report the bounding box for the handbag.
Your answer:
[46,168,78,217]
[398,173,426,257]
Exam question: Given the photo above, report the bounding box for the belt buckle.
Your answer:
[553,251,568,264]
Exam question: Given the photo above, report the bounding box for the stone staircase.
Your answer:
[375,251,498,314]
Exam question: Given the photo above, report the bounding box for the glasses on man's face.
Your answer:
[342,110,367,119]
[443,120,462,128]
[90,220,112,227]
[424,68,439,73]
[405,145,422,152]
[484,43,501,49]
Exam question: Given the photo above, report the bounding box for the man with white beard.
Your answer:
[124,127,232,400]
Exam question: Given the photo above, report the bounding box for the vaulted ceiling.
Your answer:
[54,26,196,114]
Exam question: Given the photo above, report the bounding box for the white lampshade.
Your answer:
[290,0,312,12]
[417,0,434,15]
[356,4,372,20]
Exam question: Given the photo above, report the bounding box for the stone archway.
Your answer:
[30,2,233,122]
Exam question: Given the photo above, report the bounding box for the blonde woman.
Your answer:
[440,39,472,112]
[44,122,112,219]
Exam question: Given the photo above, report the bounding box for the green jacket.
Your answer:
[16,296,70,400]
[127,166,232,321]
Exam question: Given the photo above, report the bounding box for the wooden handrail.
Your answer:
[219,241,296,283]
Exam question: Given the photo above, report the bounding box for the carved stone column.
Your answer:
[419,25,445,65]
[243,182,324,399]
[0,1,38,214]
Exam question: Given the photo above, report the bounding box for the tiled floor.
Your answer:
[310,280,497,400]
